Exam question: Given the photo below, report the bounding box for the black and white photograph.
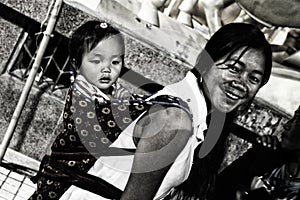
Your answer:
[1,0,300,199]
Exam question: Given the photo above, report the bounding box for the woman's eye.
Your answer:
[249,76,261,85]
[226,64,240,73]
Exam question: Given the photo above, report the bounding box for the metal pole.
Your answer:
[0,0,63,163]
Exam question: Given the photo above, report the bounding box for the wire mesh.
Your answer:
[5,29,72,96]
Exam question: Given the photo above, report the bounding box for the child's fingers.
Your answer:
[255,135,279,150]
[257,135,268,147]
[266,135,273,148]
[256,137,261,144]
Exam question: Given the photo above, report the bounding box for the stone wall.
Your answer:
[0,74,65,160]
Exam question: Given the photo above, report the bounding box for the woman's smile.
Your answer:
[203,47,265,113]
[223,82,247,101]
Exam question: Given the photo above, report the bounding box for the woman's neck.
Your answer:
[190,68,213,114]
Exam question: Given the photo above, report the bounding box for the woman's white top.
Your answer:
[60,72,208,200]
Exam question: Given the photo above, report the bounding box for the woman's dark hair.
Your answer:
[68,20,125,70]
[196,22,272,86]
[168,116,233,200]
[172,23,273,200]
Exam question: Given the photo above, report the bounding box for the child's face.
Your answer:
[79,35,124,91]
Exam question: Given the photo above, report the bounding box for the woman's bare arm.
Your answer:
[120,105,193,200]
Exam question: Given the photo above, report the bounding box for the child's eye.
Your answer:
[226,64,240,74]
[90,60,101,64]
[112,60,121,65]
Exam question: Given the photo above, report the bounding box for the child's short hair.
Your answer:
[69,20,125,70]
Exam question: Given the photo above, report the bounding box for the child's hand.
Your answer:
[255,135,280,150]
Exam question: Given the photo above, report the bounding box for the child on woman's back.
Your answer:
[29,20,131,200]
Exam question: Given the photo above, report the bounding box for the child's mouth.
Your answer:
[99,77,111,83]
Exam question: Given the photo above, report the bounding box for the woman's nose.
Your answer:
[231,80,247,93]
[236,72,248,87]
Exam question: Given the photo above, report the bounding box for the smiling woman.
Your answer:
[203,47,265,113]
[167,22,272,200]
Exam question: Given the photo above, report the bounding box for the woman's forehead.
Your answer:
[226,47,265,71]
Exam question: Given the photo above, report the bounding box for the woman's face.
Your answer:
[203,47,265,113]
[79,35,124,90]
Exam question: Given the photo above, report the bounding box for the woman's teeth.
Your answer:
[225,91,240,100]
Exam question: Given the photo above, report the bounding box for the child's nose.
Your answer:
[101,62,111,73]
